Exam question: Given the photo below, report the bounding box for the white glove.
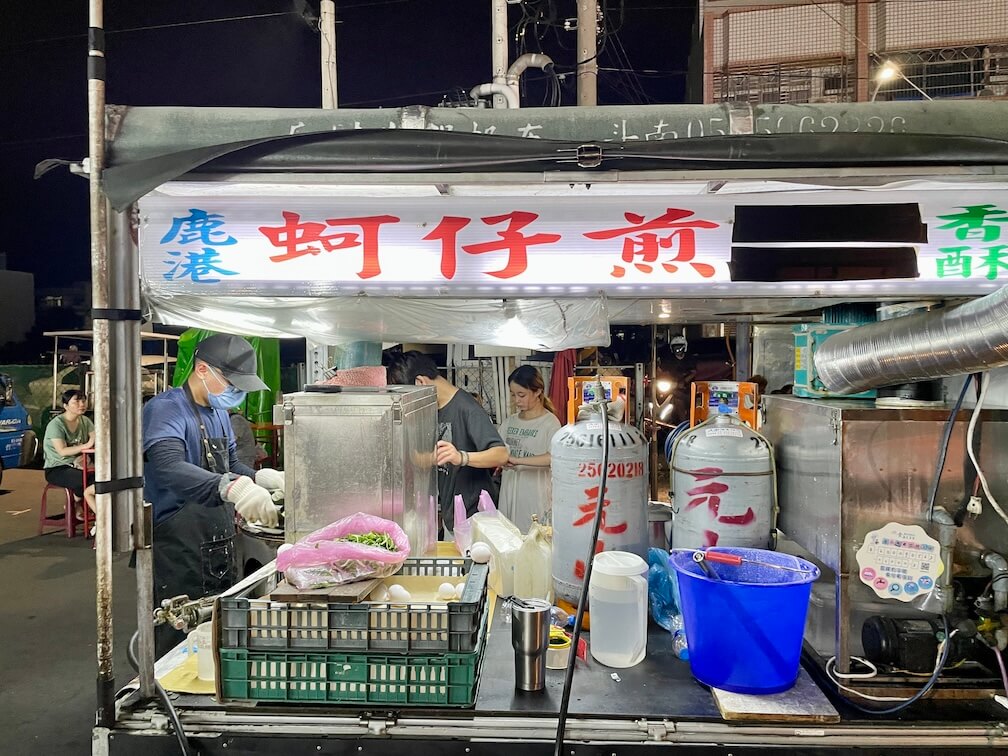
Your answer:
[225,476,280,527]
[255,468,285,493]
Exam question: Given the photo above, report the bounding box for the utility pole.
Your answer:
[321,0,338,108]
[577,0,598,106]
[491,0,509,109]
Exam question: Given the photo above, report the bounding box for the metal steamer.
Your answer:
[551,411,649,605]
[669,414,777,551]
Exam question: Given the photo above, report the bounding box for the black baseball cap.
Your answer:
[194,334,269,392]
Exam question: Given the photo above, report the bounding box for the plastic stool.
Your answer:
[38,483,90,538]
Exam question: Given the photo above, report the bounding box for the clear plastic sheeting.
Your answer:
[143,292,611,350]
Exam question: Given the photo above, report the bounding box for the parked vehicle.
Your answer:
[0,373,37,486]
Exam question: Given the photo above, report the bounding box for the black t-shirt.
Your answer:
[437,390,505,531]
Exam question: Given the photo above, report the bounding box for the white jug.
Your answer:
[588,550,648,668]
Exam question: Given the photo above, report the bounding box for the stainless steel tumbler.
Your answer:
[511,598,551,692]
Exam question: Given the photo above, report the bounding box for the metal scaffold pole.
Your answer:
[87,0,115,728]
[577,0,598,106]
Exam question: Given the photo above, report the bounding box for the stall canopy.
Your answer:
[73,101,1008,346]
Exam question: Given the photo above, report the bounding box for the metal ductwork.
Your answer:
[815,287,1008,394]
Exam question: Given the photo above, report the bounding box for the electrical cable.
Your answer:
[825,616,952,714]
[927,374,972,523]
[967,372,1008,528]
[554,400,610,756]
[992,645,1008,700]
[128,631,194,756]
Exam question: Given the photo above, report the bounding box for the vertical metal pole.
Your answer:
[491,0,509,109]
[88,0,115,729]
[735,322,752,381]
[51,337,59,410]
[855,0,869,102]
[577,0,598,106]
[649,325,658,501]
[111,206,153,697]
[320,0,338,108]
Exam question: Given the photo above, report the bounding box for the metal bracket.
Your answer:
[575,143,603,168]
[637,718,673,741]
[282,401,295,426]
[360,713,397,735]
[829,411,841,445]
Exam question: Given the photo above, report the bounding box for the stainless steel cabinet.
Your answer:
[278,385,438,556]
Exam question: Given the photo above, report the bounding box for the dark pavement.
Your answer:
[0,469,138,755]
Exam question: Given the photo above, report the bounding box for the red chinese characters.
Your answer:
[583,208,719,278]
[258,211,399,279]
[422,211,561,279]
[684,467,755,547]
[571,485,628,579]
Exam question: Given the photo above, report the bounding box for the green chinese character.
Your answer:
[979,245,1008,281]
[937,204,1008,242]
[936,247,972,278]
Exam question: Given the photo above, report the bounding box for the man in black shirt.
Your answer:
[388,351,508,534]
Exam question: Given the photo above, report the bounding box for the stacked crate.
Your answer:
[214,557,490,706]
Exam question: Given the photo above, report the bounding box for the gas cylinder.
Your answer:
[551,411,649,605]
[670,414,775,550]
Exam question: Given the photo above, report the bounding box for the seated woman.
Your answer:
[43,389,97,525]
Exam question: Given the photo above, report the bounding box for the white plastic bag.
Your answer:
[453,489,496,554]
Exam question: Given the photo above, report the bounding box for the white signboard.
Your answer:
[138,186,1008,297]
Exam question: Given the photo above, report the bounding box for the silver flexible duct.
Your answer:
[815,287,1008,394]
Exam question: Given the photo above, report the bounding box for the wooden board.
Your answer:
[268,577,379,603]
[712,667,840,724]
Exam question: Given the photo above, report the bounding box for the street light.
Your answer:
[871,61,933,102]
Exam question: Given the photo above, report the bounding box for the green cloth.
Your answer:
[43,413,95,469]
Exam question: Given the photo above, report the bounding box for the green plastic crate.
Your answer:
[218,557,489,654]
[218,604,488,707]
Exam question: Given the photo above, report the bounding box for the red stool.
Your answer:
[38,483,91,538]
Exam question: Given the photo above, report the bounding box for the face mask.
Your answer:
[207,385,246,410]
[201,367,247,410]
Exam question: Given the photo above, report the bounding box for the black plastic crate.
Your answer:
[218,557,488,655]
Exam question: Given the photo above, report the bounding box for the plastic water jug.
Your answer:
[588,551,648,668]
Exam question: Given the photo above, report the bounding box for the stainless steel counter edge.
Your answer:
[104,710,1008,747]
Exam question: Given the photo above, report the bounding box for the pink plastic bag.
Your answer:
[276,512,411,589]
[453,490,497,554]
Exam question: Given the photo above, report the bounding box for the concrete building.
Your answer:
[701,0,1008,104]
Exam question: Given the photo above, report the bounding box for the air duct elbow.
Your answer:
[469,82,519,109]
[505,53,555,86]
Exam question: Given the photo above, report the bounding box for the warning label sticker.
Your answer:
[706,427,744,438]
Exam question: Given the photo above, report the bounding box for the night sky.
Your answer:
[1,0,694,288]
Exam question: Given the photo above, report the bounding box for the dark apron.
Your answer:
[152,386,238,657]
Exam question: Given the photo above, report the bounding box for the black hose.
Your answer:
[554,405,610,756]
[927,375,972,523]
[128,630,194,756]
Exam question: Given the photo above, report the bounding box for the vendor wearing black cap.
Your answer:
[142,333,284,655]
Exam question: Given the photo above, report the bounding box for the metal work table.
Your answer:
[98,602,1008,754]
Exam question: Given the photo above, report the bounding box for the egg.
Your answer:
[454,583,466,600]
[387,584,412,603]
[469,541,491,564]
[372,585,390,602]
[436,582,456,601]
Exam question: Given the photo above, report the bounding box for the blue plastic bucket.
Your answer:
[669,547,819,694]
